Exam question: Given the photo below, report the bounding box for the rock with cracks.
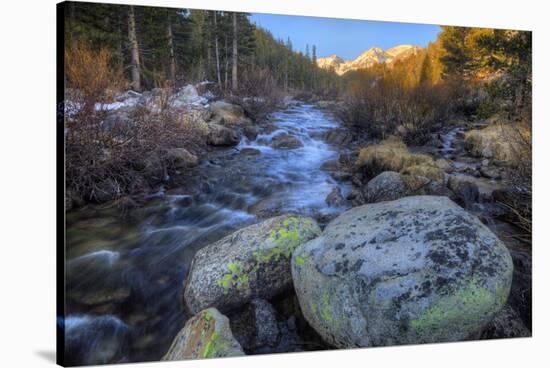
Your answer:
[162,308,244,360]
[291,196,513,348]
[184,215,321,314]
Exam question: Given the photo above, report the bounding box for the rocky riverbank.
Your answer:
[64,91,531,364]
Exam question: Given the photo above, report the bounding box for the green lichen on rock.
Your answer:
[320,290,340,329]
[202,331,221,358]
[162,308,244,360]
[184,215,321,314]
[295,255,306,267]
[409,280,502,338]
[217,261,249,292]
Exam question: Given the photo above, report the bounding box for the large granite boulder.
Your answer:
[162,308,244,360]
[291,196,513,348]
[184,215,321,314]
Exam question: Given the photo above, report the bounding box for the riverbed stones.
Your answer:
[364,171,409,203]
[184,214,321,314]
[270,134,303,149]
[162,308,244,360]
[291,196,513,348]
[207,123,240,146]
[325,187,344,207]
[165,148,199,168]
[239,147,261,156]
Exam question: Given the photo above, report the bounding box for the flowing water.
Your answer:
[63,103,351,365]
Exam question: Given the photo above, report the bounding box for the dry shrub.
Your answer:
[65,43,125,113]
[227,66,284,122]
[356,137,442,180]
[339,72,467,144]
[497,119,532,240]
[66,106,207,203]
[64,43,207,203]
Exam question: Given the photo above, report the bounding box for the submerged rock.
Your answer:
[184,215,321,314]
[162,308,244,360]
[239,148,261,156]
[291,196,513,348]
[325,187,344,207]
[64,314,130,366]
[270,134,303,149]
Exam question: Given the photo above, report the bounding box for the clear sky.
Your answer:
[250,13,442,60]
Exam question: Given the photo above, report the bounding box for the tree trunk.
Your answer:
[128,5,141,91]
[231,12,238,91]
[212,12,222,89]
[167,16,177,83]
[224,35,229,90]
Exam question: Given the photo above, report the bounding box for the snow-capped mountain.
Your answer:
[317,45,421,75]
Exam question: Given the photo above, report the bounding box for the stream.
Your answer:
[63,103,531,365]
[64,102,352,365]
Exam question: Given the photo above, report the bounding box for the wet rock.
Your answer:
[448,175,503,204]
[207,123,241,146]
[481,304,531,339]
[271,134,303,149]
[325,187,344,207]
[93,179,121,203]
[320,159,340,171]
[364,171,408,203]
[65,315,130,366]
[230,299,280,352]
[74,287,131,306]
[209,101,252,126]
[324,128,353,146]
[448,175,480,205]
[291,196,513,348]
[165,148,199,168]
[162,308,244,360]
[184,215,321,314]
[243,125,259,140]
[330,171,352,181]
[239,148,261,156]
[480,166,502,180]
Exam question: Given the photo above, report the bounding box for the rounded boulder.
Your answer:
[291,196,513,348]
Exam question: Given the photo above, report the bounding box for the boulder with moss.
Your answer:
[184,215,321,314]
[162,308,244,360]
[291,196,513,348]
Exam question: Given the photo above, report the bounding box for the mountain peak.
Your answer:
[317,44,421,75]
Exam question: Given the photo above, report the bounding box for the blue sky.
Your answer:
[250,13,442,60]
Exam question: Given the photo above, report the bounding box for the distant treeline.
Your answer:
[63,1,341,95]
